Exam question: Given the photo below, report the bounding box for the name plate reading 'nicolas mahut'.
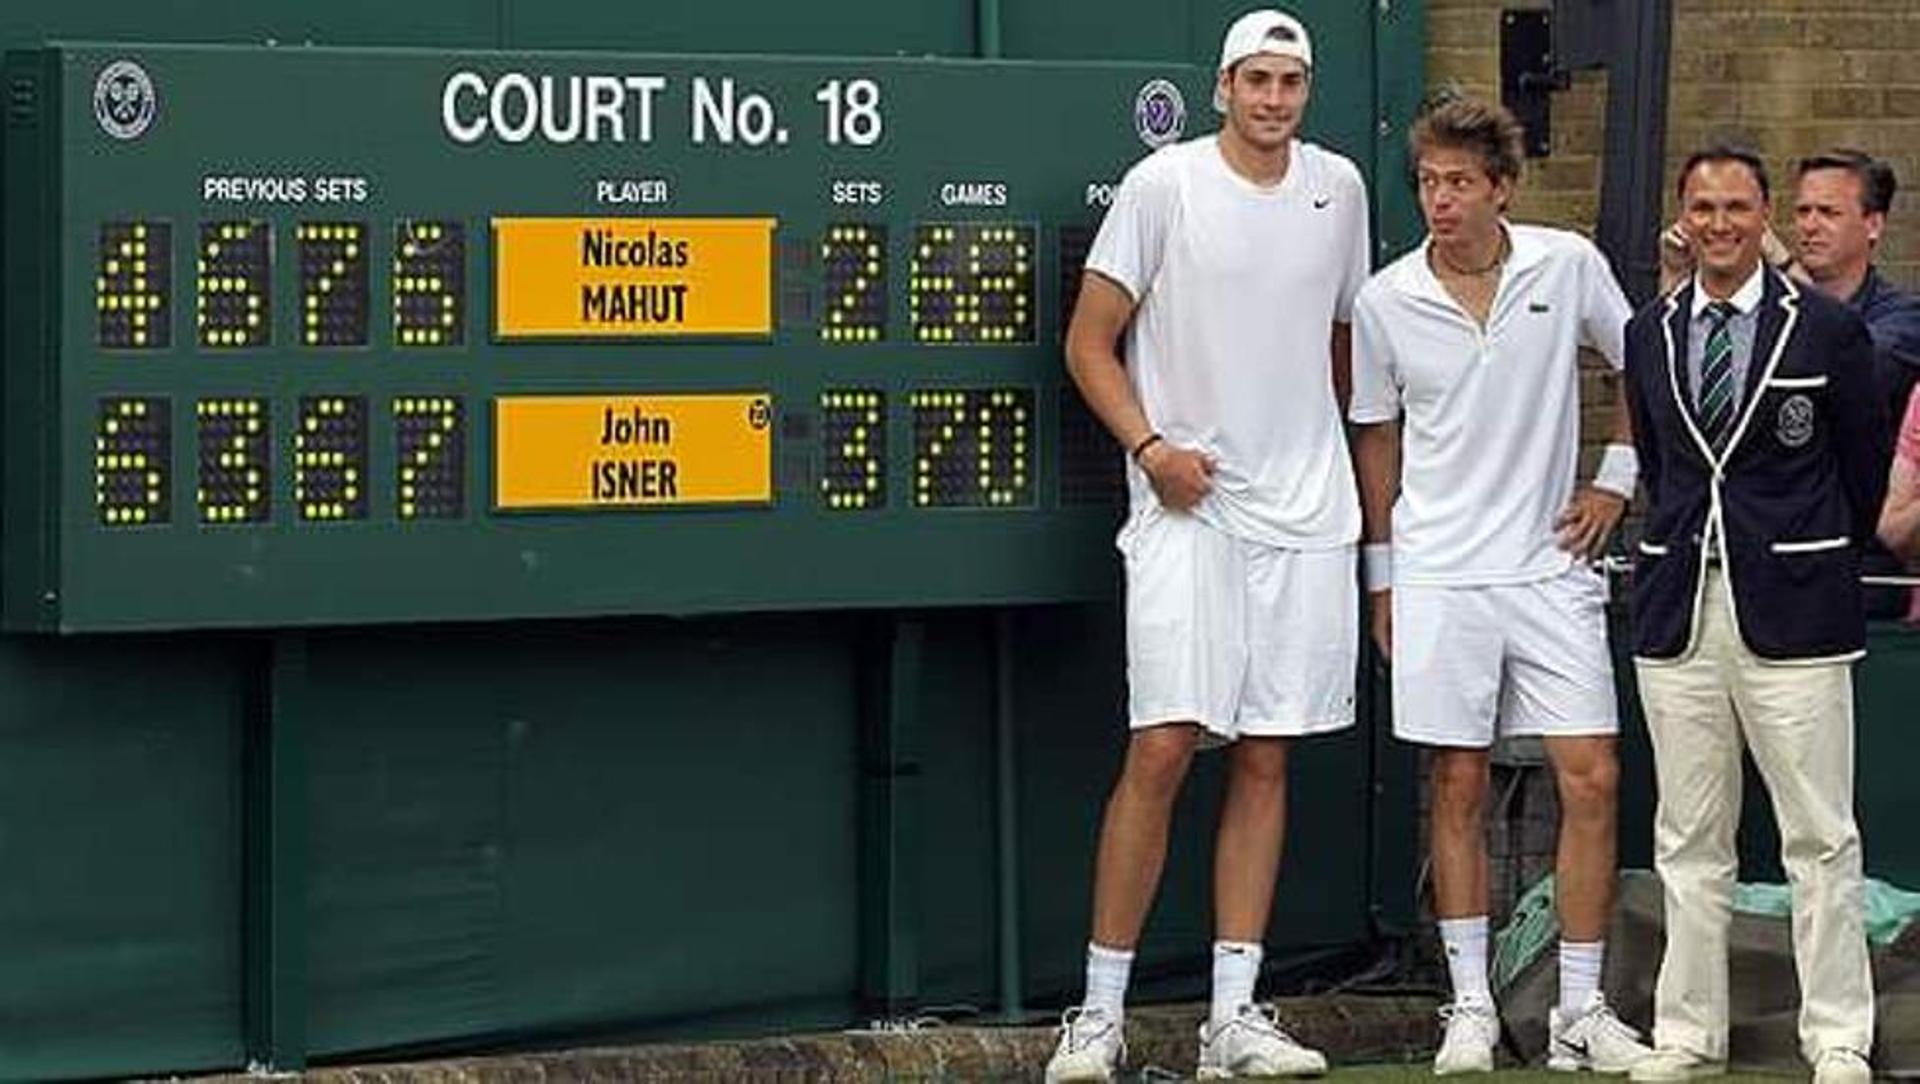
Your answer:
[493,217,775,339]
[494,394,773,510]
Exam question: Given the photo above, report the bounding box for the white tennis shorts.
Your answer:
[1391,565,1619,747]
[1122,510,1357,742]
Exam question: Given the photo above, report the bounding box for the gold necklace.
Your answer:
[1435,235,1508,277]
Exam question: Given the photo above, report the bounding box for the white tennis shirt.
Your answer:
[1086,135,1371,550]
[1349,223,1631,585]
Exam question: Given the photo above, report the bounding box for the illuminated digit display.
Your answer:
[196,397,270,524]
[910,388,1033,508]
[297,223,369,347]
[1059,388,1124,506]
[908,223,1035,344]
[97,222,170,349]
[819,390,885,510]
[394,397,465,520]
[294,396,368,521]
[95,397,170,526]
[197,221,271,349]
[820,224,886,343]
[394,220,465,347]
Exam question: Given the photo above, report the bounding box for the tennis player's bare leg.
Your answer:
[1214,735,1290,943]
[1090,722,1202,949]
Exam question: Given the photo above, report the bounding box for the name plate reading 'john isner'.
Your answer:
[492,217,776,339]
[494,394,773,510]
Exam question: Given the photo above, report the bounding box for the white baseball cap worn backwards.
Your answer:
[1213,9,1315,112]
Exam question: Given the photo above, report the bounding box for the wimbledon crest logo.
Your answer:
[1134,79,1186,149]
[93,59,157,141]
[1777,393,1816,448]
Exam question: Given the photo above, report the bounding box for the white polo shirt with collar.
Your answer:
[1349,222,1633,586]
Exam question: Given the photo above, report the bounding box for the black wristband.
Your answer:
[1130,432,1164,462]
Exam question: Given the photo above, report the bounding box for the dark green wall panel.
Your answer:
[502,0,975,56]
[301,617,863,1055]
[0,1,502,51]
[0,637,246,1082]
[1857,628,1920,886]
[914,616,1000,1008]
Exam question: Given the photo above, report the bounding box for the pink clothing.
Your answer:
[1901,386,1920,468]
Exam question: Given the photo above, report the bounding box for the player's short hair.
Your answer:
[1796,148,1897,216]
[1409,92,1525,186]
[1677,144,1770,203]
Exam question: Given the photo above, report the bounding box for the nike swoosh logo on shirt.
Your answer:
[1530,301,1552,313]
[1313,196,1332,209]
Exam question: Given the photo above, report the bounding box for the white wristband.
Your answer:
[1592,443,1639,500]
[1362,543,1392,593]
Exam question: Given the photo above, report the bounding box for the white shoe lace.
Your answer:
[1564,1000,1645,1047]
[1221,1002,1307,1047]
[1438,1001,1494,1023]
[1059,1005,1117,1054]
[1589,1004,1642,1040]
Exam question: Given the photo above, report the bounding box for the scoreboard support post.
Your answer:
[991,610,1029,1022]
[243,634,311,1071]
[857,616,923,1017]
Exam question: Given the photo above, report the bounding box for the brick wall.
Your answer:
[1667,2,1920,289]
[1427,0,1920,288]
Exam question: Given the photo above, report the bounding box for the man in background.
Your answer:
[1794,150,1920,617]
[1792,150,1920,424]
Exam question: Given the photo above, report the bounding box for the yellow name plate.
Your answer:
[494,393,773,510]
[492,217,776,339]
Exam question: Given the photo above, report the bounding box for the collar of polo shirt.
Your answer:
[1410,220,1546,299]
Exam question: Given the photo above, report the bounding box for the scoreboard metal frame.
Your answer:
[3,44,1208,632]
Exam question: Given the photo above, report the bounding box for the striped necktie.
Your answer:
[1698,301,1739,453]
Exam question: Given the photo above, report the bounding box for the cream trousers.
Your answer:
[1634,570,1873,1063]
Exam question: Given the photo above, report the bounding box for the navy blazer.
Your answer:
[1624,269,1890,662]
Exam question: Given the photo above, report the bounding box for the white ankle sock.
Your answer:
[1438,916,1492,1008]
[1559,939,1604,1013]
[1084,942,1134,1020]
[1209,940,1263,1028]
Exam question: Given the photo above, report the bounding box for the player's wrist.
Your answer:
[1130,431,1166,467]
[1362,542,1392,593]
[1591,442,1638,500]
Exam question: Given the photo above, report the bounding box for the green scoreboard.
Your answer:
[3,44,1209,631]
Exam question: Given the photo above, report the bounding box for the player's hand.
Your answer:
[1140,442,1215,512]
[1368,589,1392,660]
[1555,487,1627,559]
[1760,225,1801,279]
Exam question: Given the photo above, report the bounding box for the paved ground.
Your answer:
[167,996,1797,1081]
[174,996,1435,1081]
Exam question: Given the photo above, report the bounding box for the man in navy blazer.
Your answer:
[1623,146,1888,1084]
